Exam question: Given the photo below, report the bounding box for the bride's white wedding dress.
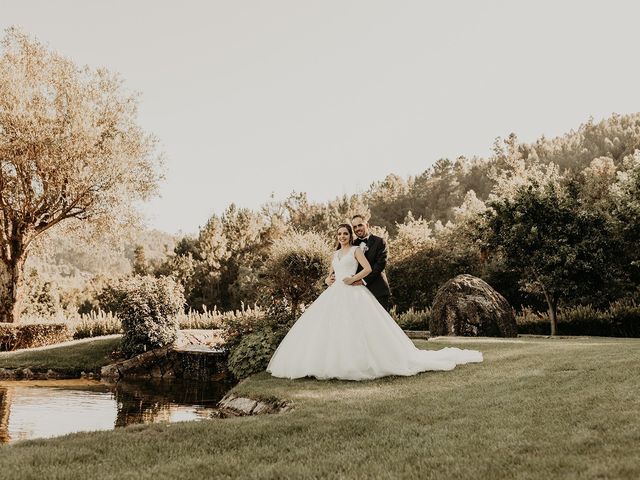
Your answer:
[267,246,483,380]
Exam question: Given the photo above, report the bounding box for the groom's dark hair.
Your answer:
[351,214,367,222]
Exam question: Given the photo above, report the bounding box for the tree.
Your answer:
[365,174,411,235]
[283,192,371,239]
[483,179,621,335]
[132,246,149,276]
[609,151,640,287]
[388,196,486,312]
[0,28,160,322]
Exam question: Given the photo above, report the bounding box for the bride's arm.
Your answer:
[325,255,336,286]
[343,248,372,285]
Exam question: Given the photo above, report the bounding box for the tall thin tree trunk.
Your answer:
[541,288,558,336]
[548,301,558,336]
[536,276,558,336]
[0,256,27,324]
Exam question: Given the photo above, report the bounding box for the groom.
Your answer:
[349,214,392,311]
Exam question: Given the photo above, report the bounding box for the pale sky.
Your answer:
[2,1,640,235]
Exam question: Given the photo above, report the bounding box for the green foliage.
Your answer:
[101,276,185,358]
[222,298,297,379]
[72,311,122,340]
[222,299,293,350]
[18,113,640,337]
[0,323,71,351]
[22,269,59,316]
[264,231,332,312]
[390,307,431,330]
[227,328,281,379]
[132,245,150,276]
[153,205,275,312]
[533,113,640,171]
[610,152,640,285]
[483,177,624,333]
[284,192,370,238]
[389,216,484,312]
[516,300,640,337]
[179,304,265,333]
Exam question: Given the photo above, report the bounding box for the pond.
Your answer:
[0,378,234,444]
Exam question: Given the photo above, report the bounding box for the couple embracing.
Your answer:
[267,214,482,381]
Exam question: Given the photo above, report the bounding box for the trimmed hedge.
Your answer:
[0,323,72,351]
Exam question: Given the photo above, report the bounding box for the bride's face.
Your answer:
[337,227,351,245]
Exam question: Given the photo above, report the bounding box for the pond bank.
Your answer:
[3,337,639,479]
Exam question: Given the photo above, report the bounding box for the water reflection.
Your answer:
[0,378,233,444]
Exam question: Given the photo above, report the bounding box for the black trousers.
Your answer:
[376,295,392,312]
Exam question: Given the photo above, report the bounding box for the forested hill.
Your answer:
[365,113,640,234]
[27,228,176,288]
[31,112,640,288]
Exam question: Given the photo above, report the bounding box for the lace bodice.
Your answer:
[332,246,359,281]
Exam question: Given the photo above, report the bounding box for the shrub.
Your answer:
[227,328,281,379]
[516,301,640,337]
[222,298,296,379]
[391,307,431,331]
[104,276,185,358]
[72,311,122,339]
[263,231,331,313]
[607,299,640,336]
[22,269,59,316]
[177,304,264,330]
[220,231,331,381]
[515,307,550,335]
[0,323,71,351]
[388,239,482,312]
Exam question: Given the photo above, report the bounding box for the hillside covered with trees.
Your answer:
[27,113,640,331]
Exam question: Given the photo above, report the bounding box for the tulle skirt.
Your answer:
[267,283,483,381]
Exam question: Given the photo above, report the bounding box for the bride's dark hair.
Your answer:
[335,223,355,250]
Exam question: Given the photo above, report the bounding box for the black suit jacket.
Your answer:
[353,234,391,301]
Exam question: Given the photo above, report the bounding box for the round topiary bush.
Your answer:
[102,275,185,358]
[264,231,332,313]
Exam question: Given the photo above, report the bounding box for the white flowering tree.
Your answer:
[0,28,161,322]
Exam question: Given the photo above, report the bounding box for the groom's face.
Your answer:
[352,217,368,238]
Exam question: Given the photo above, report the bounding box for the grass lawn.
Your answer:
[0,336,121,375]
[1,336,639,479]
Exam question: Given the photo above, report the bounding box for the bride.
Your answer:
[267,223,483,381]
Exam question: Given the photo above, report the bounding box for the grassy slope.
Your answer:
[0,336,120,374]
[1,337,639,479]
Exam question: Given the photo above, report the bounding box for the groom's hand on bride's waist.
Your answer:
[350,280,364,286]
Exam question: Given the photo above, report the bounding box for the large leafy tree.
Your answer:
[483,179,621,335]
[0,28,160,322]
[609,152,640,286]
